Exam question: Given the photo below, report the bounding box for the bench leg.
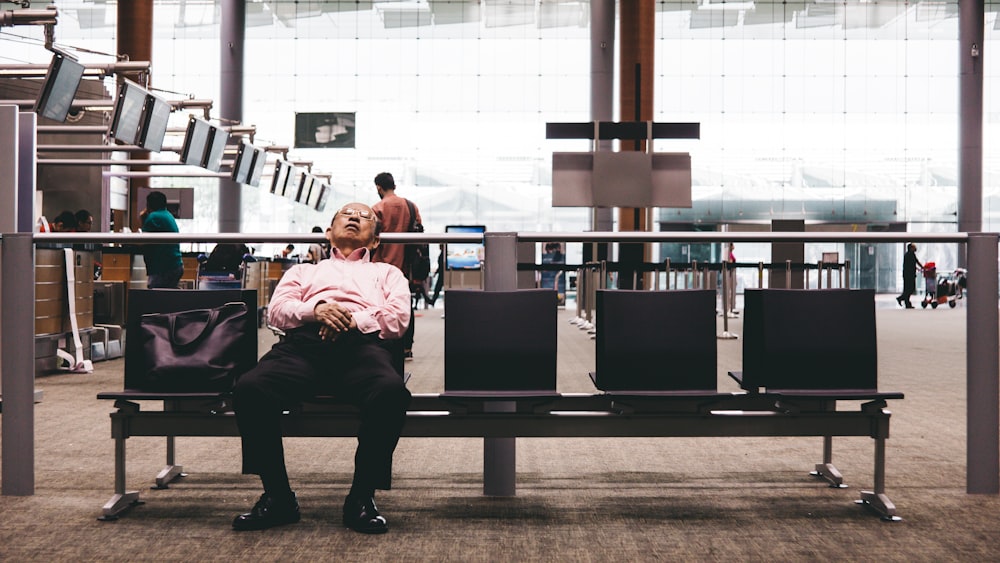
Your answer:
[858,434,901,521]
[483,401,516,496]
[811,436,847,488]
[98,431,141,521]
[153,435,185,489]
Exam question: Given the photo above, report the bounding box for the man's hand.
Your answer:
[314,301,357,341]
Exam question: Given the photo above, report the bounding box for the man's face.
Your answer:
[329,203,378,251]
[78,217,93,232]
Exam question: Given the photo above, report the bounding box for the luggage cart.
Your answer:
[921,263,966,309]
[920,262,937,308]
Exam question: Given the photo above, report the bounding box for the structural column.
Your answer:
[958,0,984,239]
[617,0,655,289]
[588,0,615,264]
[219,0,245,233]
[117,0,153,231]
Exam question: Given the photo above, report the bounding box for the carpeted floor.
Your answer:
[2,295,1000,562]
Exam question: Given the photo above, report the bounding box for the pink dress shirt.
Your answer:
[267,246,411,340]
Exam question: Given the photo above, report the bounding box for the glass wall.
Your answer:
[5,0,1000,275]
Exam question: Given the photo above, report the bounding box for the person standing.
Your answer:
[371,172,422,360]
[231,202,411,534]
[896,242,923,309]
[140,191,184,289]
[429,244,445,307]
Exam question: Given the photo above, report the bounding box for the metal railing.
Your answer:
[2,230,997,498]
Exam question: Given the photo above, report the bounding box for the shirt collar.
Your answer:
[331,246,372,262]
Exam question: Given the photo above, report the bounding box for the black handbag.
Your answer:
[138,301,251,392]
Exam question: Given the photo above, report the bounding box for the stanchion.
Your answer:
[718,260,738,340]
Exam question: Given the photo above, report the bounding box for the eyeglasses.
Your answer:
[338,207,374,221]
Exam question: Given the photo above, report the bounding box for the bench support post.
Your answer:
[482,232,519,496]
[100,412,141,520]
[154,401,186,488]
[483,401,517,496]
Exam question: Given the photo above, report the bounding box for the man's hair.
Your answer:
[285,244,295,251]
[75,209,92,224]
[53,210,77,229]
[374,172,395,190]
[146,190,168,211]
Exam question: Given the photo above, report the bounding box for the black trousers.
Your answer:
[233,328,411,492]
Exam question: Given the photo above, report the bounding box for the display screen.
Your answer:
[138,93,171,151]
[247,147,267,187]
[314,183,331,211]
[270,160,291,194]
[444,225,486,270]
[203,125,229,172]
[109,80,147,144]
[34,52,85,123]
[231,140,255,184]
[181,116,211,166]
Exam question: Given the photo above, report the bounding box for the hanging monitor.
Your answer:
[305,177,324,208]
[296,173,317,203]
[137,92,171,151]
[282,167,301,199]
[203,125,229,172]
[231,140,256,184]
[109,79,148,144]
[180,115,212,166]
[247,146,267,187]
[247,147,267,188]
[314,183,331,212]
[34,51,86,123]
[270,159,291,194]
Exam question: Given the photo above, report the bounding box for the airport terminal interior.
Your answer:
[3,0,1000,560]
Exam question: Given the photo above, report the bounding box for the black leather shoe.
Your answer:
[232,492,300,531]
[343,495,388,534]
[895,296,903,306]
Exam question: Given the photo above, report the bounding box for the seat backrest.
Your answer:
[594,289,718,392]
[124,289,257,390]
[741,288,877,392]
[444,289,558,393]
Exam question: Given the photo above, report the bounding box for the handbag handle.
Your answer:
[169,308,220,347]
[143,301,245,348]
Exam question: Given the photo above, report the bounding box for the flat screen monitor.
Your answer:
[137,92,171,151]
[34,51,85,123]
[314,183,331,211]
[247,147,267,187]
[296,174,317,203]
[109,79,147,144]
[180,116,212,167]
[444,225,486,270]
[305,177,323,208]
[203,125,229,172]
[282,167,301,199]
[231,140,256,184]
[270,160,291,194]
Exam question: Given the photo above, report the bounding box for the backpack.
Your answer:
[403,199,431,281]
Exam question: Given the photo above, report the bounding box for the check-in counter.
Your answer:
[35,247,94,336]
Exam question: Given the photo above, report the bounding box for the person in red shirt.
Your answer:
[231,202,411,535]
[371,172,422,360]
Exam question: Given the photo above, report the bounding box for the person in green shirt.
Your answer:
[141,191,184,289]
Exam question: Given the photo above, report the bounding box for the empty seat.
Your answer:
[592,289,717,393]
[444,289,558,393]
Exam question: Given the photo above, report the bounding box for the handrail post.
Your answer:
[967,232,1000,494]
[2,232,35,495]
